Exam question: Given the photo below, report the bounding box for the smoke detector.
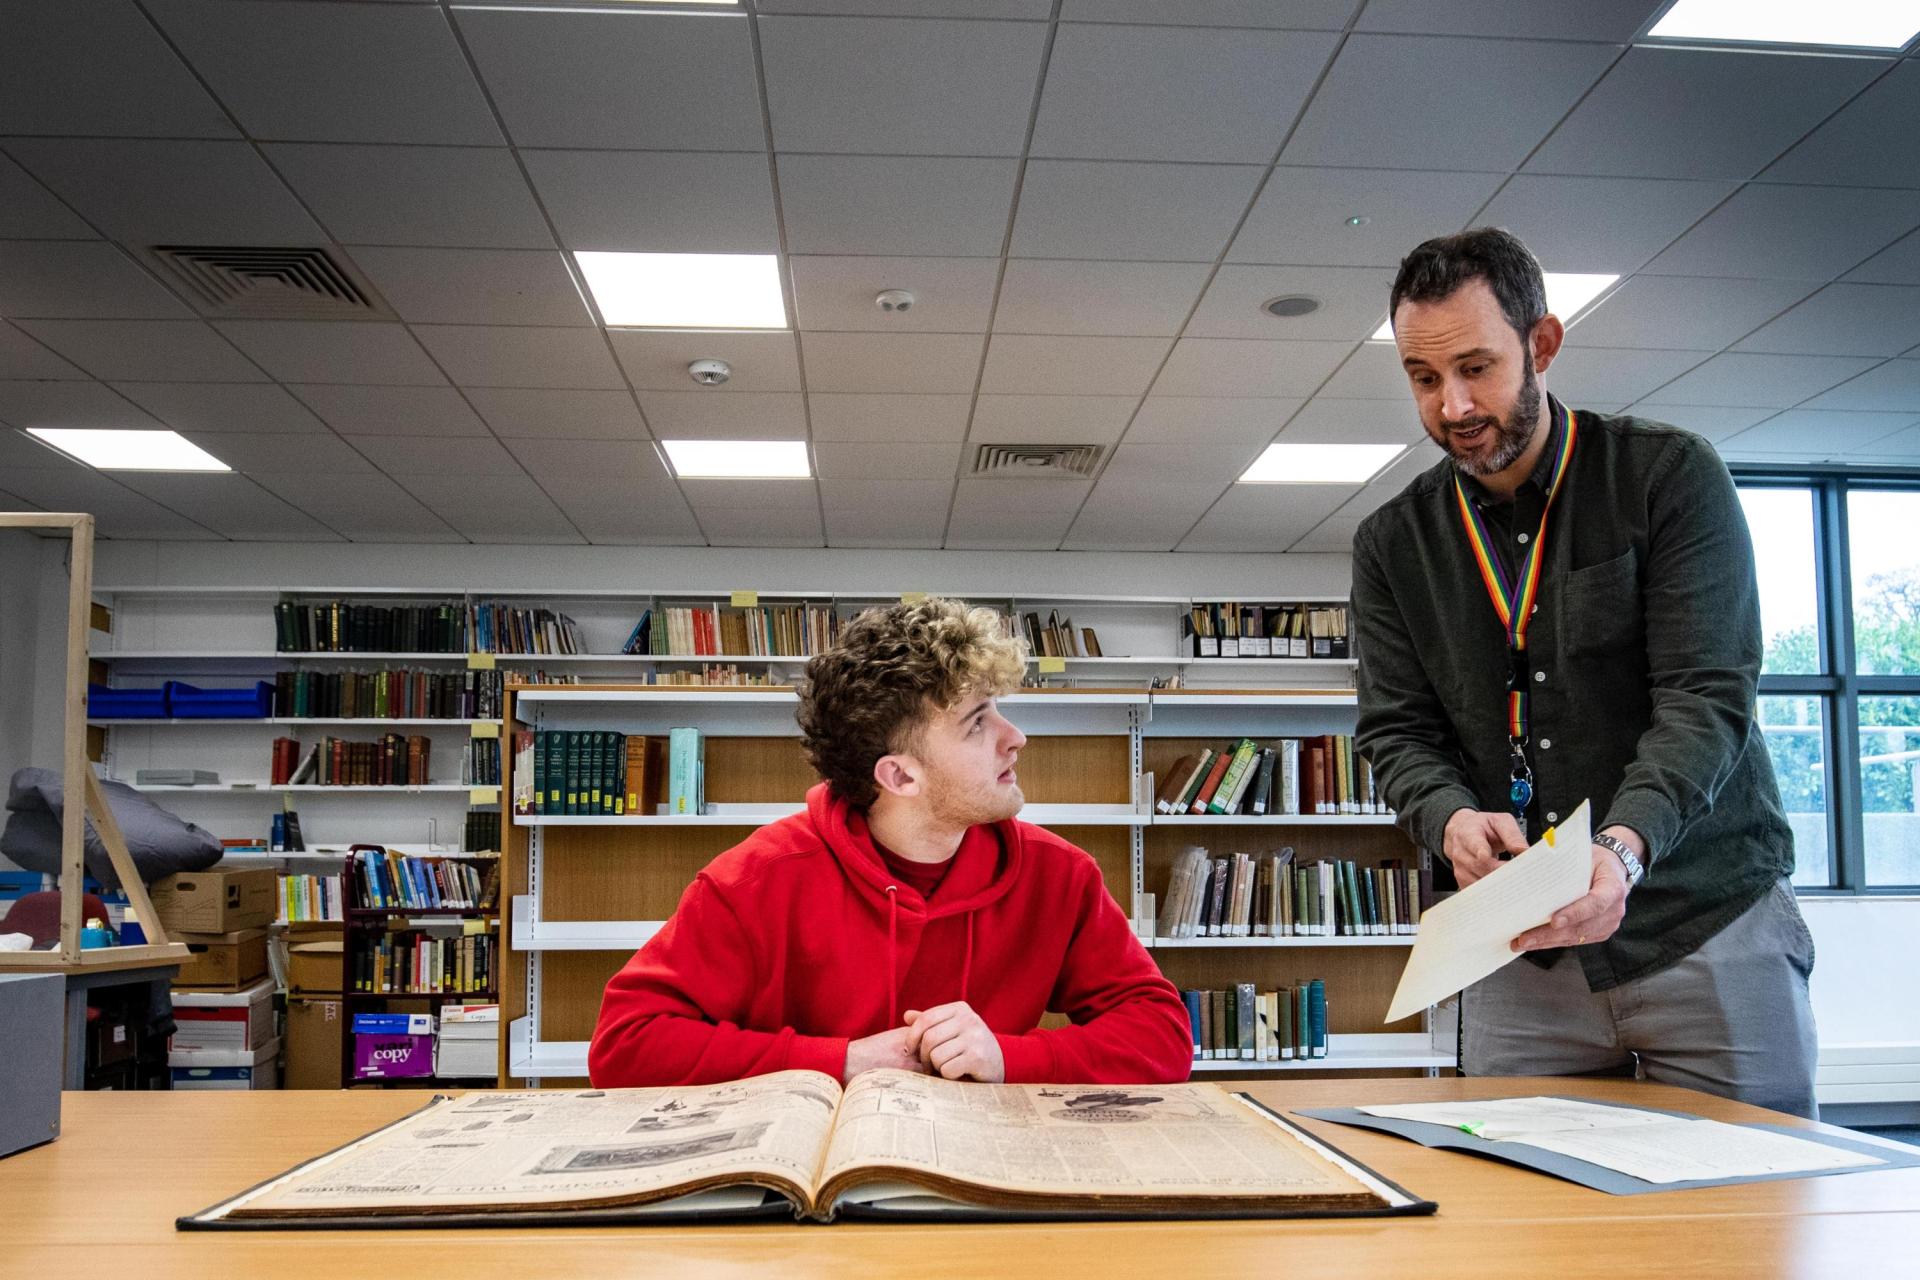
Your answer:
[688,358,731,386]
[876,289,916,314]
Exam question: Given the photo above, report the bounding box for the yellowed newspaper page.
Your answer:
[816,1071,1373,1206]
[1386,801,1592,1022]
[218,1071,843,1219]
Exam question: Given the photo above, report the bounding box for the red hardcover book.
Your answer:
[1188,750,1234,815]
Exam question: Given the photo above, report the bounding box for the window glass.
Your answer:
[1738,487,1820,675]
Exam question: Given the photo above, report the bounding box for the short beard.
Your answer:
[927,769,1023,830]
[1442,362,1542,478]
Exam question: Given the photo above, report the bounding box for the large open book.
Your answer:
[181,1070,1432,1227]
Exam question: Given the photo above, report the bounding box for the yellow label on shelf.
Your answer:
[730,590,759,608]
[1037,657,1067,674]
[469,786,499,805]
[470,721,501,739]
[467,652,497,670]
[900,592,928,605]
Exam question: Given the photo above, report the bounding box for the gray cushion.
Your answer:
[2,768,222,890]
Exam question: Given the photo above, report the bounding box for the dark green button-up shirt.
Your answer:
[1351,400,1794,991]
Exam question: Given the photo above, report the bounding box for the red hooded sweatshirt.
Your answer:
[589,782,1193,1087]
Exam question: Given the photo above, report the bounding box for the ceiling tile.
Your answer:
[0,466,218,540]
[216,321,447,386]
[1838,424,1920,460]
[111,472,342,540]
[760,17,1047,156]
[250,471,464,543]
[0,323,87,380]
[1804,359,1920,412]
[1641,184,1920,281]
[611,330,802,393]
[1547,347,1713,406]
[522,151,778,254]
[465,388,648,441]
[538,476,703,546]
[944,482,1083,549]
[801,332,984,394]
[814,441,961,481]
[1226,167,1505,267]
[1152,338,1352,398]
[764,0,1049,14]
[1286,512,1366,554]
[696,506,827,549]
[1316,341,1410,399]
[808,393,973,442]
[1060,0,1357,26]
[179,431,374,475]
[1099,441,1256,487]
[1718,409,1919,455]
[0,381,160,431]
[1010,161,1263,262]
[396,473,584,544]
[968,394,1139,444]
[1567,276,1817,350]
[818,476,955,512]
[1731,284,1920,358]
[791,257,1000,333]
[287,385,487,437]
[147,0,501,145]
[14,319,266,382]
[263,144,554,250]
[0,426,86,471]
[501,438,669,484]
[824,511,948,550]
[1032,24,1336,164]
[1271,398,1420,444]
[1353,0,1659,40]
[1125,396,1303,452]
[1847,230,1920,286]
[349,434,525,477]
[1176,481,1354,552]
[994,260,1209,337]
[1525,48,1885,181]
[453,9,763,151]
[0,240,191,320]
[413,325,626,389]
[1619,403,1778,442]
[1762,61,1920,188]
[634,391,803,438]
[981,334,1170,396]
[1281,35,1617,170]
[0,0,236,138]
[1474,175,1737,273]
[778,155,1018,257]
[1187,265,1395,341]
[677,477,820,512]
[0,154,94,240]
[111,382,327,434]
[346,247,592,327]
[4,140,322,246]
[1649,353,1879,408]
[1061,476,1223,553]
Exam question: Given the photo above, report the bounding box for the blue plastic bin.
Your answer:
[86,684,168,719]
[164,681,275,719]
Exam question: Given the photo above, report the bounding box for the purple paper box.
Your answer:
[353,1032,435,1079]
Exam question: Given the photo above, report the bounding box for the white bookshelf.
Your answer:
[1189,1035,1452,1072]
[1148,935,1416,949]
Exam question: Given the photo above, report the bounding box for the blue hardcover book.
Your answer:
[1309,978,1328,1059]
[1182,990,1201,1057]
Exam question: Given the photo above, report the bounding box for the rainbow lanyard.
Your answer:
[1451,400,1578,821]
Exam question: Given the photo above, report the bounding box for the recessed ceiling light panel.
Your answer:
[25,428,231,472]
[1370,272,1620,341]
[1647,0,1920,50]
[662,439,811,479]
[1238,443,1406,485]
[577,252,787,329]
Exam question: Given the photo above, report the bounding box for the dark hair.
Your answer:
[796,597,1026,808]
[1388,227,1548,345]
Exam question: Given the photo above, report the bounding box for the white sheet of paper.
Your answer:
[1514,1119,1883,1185]
[1385,801,1593,1022]
[1357,1096,1672,1141]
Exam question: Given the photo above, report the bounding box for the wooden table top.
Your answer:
[6,1077,1917,1279]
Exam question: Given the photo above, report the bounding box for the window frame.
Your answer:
[1732,464,1920,895]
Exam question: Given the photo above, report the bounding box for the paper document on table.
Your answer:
[1385,801,1592,1022]
[1513,1119,1883,1185]
[1357,1096,1671,1141]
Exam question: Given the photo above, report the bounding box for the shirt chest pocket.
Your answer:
[1557,547,1642,659]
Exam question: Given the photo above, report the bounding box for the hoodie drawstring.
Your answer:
[885,885,899,1026]
[961,913,973,1004]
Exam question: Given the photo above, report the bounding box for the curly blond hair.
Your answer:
[797,597,1027,807]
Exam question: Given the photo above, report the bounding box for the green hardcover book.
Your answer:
[532,729,547,816]
[587,731,605,814]
[564,731,581,816]
[610,731,626,816]
[1294,983,1310,1060]
[1360,861,1382,936]
[1236,981,1256,1061]
[544,731,563,814]
[1205,738,1259,815]
[1278,987,1294,1061]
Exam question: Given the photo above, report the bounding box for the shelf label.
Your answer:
[470,721,501,739]
[467,652,497,670]
[730,590,758,608]
[1037,657,1067,674]
[470,786,500,805]
[900,592,928,605]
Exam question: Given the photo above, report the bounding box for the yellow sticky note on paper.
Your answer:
[467,652,497,670]
[1038,656,1067,674]
[900,592,928,605]
[470,721,501,739]
[469,786,499,805]
[731,590,758,608]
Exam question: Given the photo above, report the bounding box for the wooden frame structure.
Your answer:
[0,512,189,974]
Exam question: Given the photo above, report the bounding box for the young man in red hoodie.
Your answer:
[589,596,1193,1088]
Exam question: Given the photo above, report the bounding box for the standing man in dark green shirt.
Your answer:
[1352,227,1818,1117]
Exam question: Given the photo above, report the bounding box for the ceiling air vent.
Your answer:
[147,246,389,319]
[971,443,1104,479]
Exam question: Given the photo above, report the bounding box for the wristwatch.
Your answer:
[1593,831,1646,890]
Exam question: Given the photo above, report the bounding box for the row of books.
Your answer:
[270,735,433,787]
[273,668,507,720]
[275,601,468,653]
[647,666,785,687]
[510,729,703,816]
[461,738,501,786]
[1012,609,1102,659]
[1156,736,1384,817]
[463,809,501,854]
[1184,981,1327,1061]
[1162,849,1424,938]
[352,930,495,996]
[627,604,842,657]
[1184,602,1351,660]
[350,849,496,911]
[470,603,582,656]
[279,873,344,922]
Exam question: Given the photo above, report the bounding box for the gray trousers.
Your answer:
[1462,878,1820,1118]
